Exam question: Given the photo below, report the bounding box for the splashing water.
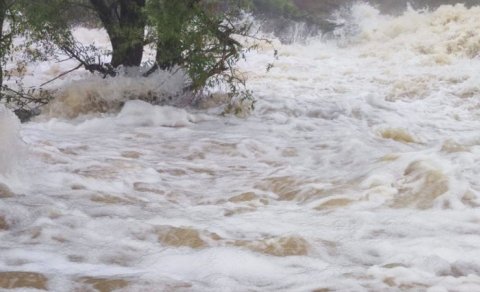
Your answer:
[0,106,22,177]
[42,70,190,119]
[1,3,480,291]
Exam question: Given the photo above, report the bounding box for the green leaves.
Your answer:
[147,0,257,112]
[0,0,268,116]
[252,0,300,18]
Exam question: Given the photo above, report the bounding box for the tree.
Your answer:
[1,0,264,119]
[145,0,252,92]
[0,0,8,93]
[146,0,198,72]
[0,0,17,94]
[20,0,146,71]
[252,0,299,18]
[89,0,146,67]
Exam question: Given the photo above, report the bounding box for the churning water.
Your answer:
[1,3,480,291]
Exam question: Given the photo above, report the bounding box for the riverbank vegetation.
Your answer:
[0,0,282,120]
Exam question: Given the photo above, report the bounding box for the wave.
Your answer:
[330,3,480,59]
[0,105,23,182]
[41,70,189,119]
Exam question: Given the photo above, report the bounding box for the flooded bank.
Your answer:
[1,3,480,291]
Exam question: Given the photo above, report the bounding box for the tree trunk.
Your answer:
[0,0,6,94]
[89,0,145,68]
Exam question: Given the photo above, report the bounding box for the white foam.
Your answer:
[2,3,480,291]
[0,105,22,180]
[335,3,480,60]
[43,72,189,119]
[116,100,194,127]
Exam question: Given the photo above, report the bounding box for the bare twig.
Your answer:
[39,63,82,87]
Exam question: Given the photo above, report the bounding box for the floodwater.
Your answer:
[1,3,480,291]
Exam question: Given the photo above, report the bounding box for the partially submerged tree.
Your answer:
[1,0,268,118]
[89,0,146,67]
[0,0,17,93]
[146,0,253,92]
[0,1,9,92]
[0,0,55,120]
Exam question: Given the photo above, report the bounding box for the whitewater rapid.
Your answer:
[1,3,480,291]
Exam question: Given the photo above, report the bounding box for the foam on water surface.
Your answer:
[0,106,25,190]
[2,3,480,291]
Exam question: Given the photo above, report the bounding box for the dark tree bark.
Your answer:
[89,0,146,68]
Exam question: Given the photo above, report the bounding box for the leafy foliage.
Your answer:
[251,0,301,18]
[146,0,261,112]
[0,0,278,118]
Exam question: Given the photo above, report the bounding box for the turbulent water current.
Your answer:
[1,3,480,291]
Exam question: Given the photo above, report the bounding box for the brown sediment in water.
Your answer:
[77,277,129,292]
[391,160,449,209]
[224,207,257,217]
[185,152,206,160]
[382,263,408,269]
[228,192,259,203]
[37,152,69,165]
[156,226,221,249]
[133,182,165,195]
[281,147,298,157]
[255,176,356,203]
[386,76,432,101]
[254,176,306,201]
[441,139,469,153]
[379,128,416,143]
[73,165,119,180]
[90,194,135,205]
[383,276,429,290]
[44,88,121,119]
[0,272,48,290]
[0,216,8,230]
[461,191,479,207]
[379,153,400,162]
[312,288,333,292]
[71,184,87,190]
[68,255,85,263]
[120,151,142,159]
[233,236,309,257]
[59,145,89,156]
[0,183,14,198]
[315,198,354,210]
[156,168,188,176]
[187,167,216,176]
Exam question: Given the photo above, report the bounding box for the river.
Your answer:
[1,3,480,291]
